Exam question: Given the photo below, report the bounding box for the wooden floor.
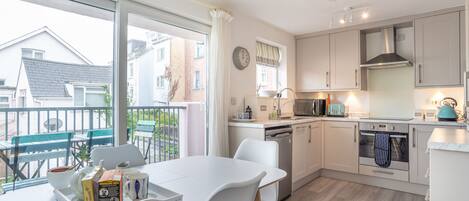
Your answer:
[286,177,425,201]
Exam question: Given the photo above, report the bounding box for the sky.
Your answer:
[0,0,149,65]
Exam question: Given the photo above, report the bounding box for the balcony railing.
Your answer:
[0,105,186,187]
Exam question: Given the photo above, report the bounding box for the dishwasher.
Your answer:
[265,125,292,201]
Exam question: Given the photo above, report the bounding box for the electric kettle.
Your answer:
[437,97,458,121]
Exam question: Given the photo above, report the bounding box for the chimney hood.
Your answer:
[360,27,412,69]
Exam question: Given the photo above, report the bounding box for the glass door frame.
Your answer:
[113,0,211,150]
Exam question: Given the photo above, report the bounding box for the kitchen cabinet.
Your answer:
[409,125,464,185]
[415,12,462,87]
[330,30,361,90]
[324,121,359,174]
[296,35,330,91]
[292,122,322,183]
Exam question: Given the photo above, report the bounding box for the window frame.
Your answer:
[0,96,9,108]
[21,48,45,59]
[193,70,201,90]
[74,86,106,107]
[0,79,5,86]
[194,42,205,59]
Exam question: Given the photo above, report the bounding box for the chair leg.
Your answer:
[144,138,151,160]
[31,160,46,178]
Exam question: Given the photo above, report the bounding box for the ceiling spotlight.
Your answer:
[361,11,369,19]
[339,18,346,24]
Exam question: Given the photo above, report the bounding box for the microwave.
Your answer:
[293,99,326,117]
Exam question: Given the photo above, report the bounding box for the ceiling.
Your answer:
[196,0,465,35]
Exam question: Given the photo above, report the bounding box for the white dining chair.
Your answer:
[234,139,279,201]
[90,144,145,170]
[208,171,266,201]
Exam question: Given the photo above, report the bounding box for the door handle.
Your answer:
[418,64,423,83]
[355,69,358,87]
[326,72,329,87]
[412,127,416,148]
[373,170,394,175]
[308,125,312,143]
[354,125,357,143]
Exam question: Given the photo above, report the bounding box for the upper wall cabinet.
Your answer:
[296,35,330,91]
[330,30,361,90]
[415,12,463,87]
[296,30,363,92]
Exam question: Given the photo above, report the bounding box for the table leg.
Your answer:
[0,150,27,180]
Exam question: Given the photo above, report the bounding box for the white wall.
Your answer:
[229,11,296,118]
[0,32,88,87]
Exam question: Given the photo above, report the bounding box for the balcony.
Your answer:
[0,104,205,190]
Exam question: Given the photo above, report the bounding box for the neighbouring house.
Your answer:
[0,26,92,108]
[16,58,112,108]
[127,34,206,106]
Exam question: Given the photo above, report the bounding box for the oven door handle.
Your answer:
[360,132,407,139]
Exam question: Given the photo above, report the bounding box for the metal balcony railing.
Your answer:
[0,105,185,187]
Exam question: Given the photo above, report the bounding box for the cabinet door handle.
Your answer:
[326,72,329,87]
[418,64,423,83]
[355,69,358,87]
[412,127,416,148]
[373,170,394,175]
[308,125,312,143]
[354,125,357,143]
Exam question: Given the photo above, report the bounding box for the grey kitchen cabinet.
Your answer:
[292,122,323,183]
[409,125,464,185]
[324,121,359,174]
[330,30,361,90]
[296,35,330,91]
[415,12,462,87]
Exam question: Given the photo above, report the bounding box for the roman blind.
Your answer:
[256,41,281,67]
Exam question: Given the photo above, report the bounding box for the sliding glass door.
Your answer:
[0,0,114,186]
[126,13,208,163]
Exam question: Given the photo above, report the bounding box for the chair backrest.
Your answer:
[234,139,279,201]
[234,139,279,168]
[90,144,145,170]
[135,120,156,132]
[208,171,266,201]
[11,132,73,154]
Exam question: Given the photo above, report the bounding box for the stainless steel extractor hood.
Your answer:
[360,27,412,69]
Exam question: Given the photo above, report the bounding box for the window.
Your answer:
[194,43,204,58]
[193,70,201,89]
[256,41,282,96]
[18,89,26,108]
[256,64,278,91]
[0,79,5,86]
[0,96,9,108]
[156,75,165,88]
[22,48,45,59]
[156,48,165,62]
[74,86,106,107]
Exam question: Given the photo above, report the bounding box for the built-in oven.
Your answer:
[359,122,409,171]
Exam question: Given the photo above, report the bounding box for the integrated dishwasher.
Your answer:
[265,126,292,200]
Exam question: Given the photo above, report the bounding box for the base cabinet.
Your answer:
[409,125,464,185]
[292,122,322,183]
[324,121,359,174]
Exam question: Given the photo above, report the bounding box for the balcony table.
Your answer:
[0,134,112,180]
[0,156,287,201]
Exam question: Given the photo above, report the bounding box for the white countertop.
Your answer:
[228,117,465,128]
[428,128,469,153]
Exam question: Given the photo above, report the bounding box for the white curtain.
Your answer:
[208,9,233,157]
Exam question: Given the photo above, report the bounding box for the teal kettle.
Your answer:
[437,97,458,121]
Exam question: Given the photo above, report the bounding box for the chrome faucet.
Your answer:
[274,88,295,118]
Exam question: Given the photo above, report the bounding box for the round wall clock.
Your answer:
[232,46,250,70]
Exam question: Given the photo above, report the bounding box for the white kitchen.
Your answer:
[2,0,469,201]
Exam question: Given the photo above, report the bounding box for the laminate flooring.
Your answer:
[286,177,425,201]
